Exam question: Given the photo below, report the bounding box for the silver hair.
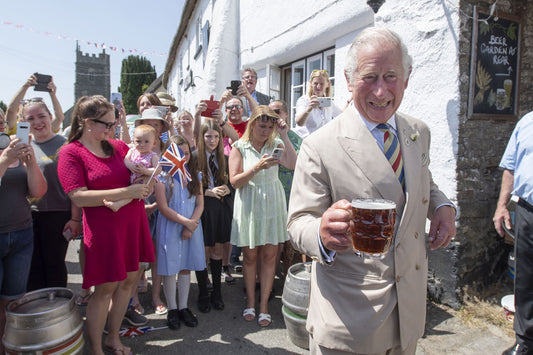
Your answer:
[344,27,412,83]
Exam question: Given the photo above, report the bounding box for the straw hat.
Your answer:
[135,107,170,132]
[156,92,178,112]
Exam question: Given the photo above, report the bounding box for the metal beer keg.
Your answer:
[3,288,84,354]
[281,262,311,349]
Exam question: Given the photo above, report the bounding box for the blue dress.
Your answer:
[156,173,205,276]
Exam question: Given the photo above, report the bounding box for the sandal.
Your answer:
[257,313,271,327]
[242,307,255,321]
[153,302,168,315]
[132,302,145,315]
[104,344,132,355]
[76,293,92,306]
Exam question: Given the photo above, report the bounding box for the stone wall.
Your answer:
[455,0,533,296]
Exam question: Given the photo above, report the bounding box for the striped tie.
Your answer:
[377,124,405,188]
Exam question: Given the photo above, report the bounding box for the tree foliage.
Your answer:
[0,100,6,113]
[119,56,157,114]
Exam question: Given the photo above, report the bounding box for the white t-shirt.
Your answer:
[293,96,342,138]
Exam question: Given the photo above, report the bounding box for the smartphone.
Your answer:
[62,229,73,242]
[317,97,332,108]
[111,92,122,108]
[34,72,52,92]
[230,80,241,96]
[270,147,284,160]
[155,106,170,116]
[16,122,30,145]
[203,95,220,118]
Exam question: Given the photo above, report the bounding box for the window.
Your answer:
[285,48,335,127]
[195,18,203,58]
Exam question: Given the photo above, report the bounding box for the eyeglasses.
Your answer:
[20,97,44,106]
[258,115,277,123]
[226,105,243,110]
[93,119,116,129]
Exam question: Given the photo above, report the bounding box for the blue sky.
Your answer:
[0,0,185,111]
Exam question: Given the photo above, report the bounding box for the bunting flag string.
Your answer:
[1,20,168,57]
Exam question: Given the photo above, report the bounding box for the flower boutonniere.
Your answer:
[410,131,419,142]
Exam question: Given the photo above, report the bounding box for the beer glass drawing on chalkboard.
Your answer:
[468,7,521,118]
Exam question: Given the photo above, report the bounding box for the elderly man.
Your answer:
[494,111,533,355]
[287,27,456,355]
[241,68,271,116]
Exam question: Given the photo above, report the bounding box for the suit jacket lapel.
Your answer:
[394,113,422,245]
[336,106,404,203]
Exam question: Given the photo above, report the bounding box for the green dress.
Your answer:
[230,137,289,248]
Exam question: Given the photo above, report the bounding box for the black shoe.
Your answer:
[124,308,148,326]
[197,296,211,313]
[503,343,532,355]
[211,291,225,310]
[178,308,198,327]
[167,309,180,330]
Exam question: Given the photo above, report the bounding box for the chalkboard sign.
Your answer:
[468,7,521,119]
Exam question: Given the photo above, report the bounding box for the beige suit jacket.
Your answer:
[287,105,451,353]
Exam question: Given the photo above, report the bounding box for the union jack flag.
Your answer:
[119,326,154,337]
[159,143,192,189]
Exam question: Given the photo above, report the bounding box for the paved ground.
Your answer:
[64,240,514,354]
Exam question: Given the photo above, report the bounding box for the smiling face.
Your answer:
[226,98,244,124]
[242,70,257,94]
[22,104,53,142]
[138,96,153,114]
[348,42,409,124]
[203,129,220,154]
[311,76,330,97]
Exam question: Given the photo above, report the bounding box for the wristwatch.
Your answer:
[219,121,226,128]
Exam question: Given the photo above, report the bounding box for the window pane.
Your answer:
[293,64,304,86]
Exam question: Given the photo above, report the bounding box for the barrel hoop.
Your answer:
[282,305,307,320]
[42,328,83,355]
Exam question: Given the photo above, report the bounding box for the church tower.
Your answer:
[74,43,111,101]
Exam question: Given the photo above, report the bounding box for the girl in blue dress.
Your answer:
[154,135,204,330]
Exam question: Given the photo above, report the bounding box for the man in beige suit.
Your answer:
[287,27,456,354]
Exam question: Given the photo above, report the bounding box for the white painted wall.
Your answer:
[165,0,459,204]
[374,0,460,202]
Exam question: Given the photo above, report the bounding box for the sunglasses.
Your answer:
[272,109,281,114]
[258,115,278,123]
[20,97,44,106]
[226,105,243,110]
[93,119,116,129]
[312,69,328,74]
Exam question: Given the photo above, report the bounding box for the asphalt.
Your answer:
[62,240,515,354]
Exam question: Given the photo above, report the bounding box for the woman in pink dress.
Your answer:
[58,95,154,355]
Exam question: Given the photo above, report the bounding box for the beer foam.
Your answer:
[351,199,396,209]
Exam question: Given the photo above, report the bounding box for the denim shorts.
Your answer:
[0,226,34,300]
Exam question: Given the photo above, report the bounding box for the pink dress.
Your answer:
[129,148,157,184]
[58,140,154,288]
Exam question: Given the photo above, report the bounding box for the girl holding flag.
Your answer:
[154,134,205,330]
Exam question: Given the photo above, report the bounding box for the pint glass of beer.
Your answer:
[351,198,396,259]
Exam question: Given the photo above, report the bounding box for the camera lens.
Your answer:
[0,133,10,150]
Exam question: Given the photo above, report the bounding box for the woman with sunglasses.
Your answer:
[58,95,154,355]
[18,97,83,293]
[294,69,342,138]
[228,106,297,327]
[5,74,64,135]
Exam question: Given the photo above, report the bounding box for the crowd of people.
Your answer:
[0,64,310,354]
[4,27,529,355]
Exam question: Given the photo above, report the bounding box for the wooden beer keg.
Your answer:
[3,288,84,354]
[281,262,311,349]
